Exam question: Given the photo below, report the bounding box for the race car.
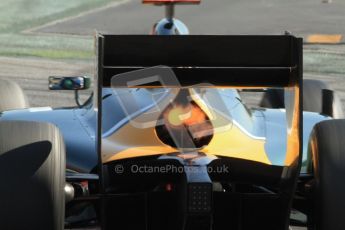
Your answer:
[0,1,345,230]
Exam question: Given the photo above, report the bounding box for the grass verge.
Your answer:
[0,0,117,59]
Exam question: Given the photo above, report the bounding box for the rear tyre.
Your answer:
[0,79,28,112]
[0,121,65,230]
[308,119,345,230]
[260,79,344,118]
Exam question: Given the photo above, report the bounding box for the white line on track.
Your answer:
[23,0,131,36]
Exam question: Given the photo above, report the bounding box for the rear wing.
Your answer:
[96,35,302,88]
[96,34,303,176]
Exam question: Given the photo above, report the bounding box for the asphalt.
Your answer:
[35,0,345,42]
[0,57,93,107]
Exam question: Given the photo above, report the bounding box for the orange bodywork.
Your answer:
[102,89,271,165]
[284,84,301,166]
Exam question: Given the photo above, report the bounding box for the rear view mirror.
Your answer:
[49,76,91,90]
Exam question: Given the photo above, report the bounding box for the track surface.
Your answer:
[0,57,92,107]
[36,0,345,38]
